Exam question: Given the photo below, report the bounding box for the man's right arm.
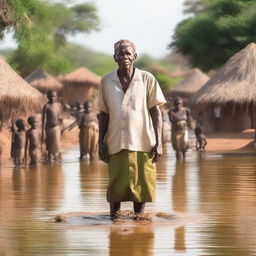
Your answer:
[98,112,109,163]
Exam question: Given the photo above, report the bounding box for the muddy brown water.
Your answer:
[0,145,256,256]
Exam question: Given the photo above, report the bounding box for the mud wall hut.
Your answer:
[57,68,100,105]
[169,69,209,103]
[190,43,256,133]
[25,70,63,94]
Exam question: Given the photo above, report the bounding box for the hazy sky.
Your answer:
[0,0,185,58]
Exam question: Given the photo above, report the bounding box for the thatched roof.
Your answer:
[57,67,100,87]
[169,68,191,78]
[0,57,45,122]
[190,43,256,106]
[25,70,63,93]
[170,68,209,98]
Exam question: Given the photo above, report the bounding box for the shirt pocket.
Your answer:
[127,94,144,110]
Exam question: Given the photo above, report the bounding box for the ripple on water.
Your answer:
[53,211,183,227]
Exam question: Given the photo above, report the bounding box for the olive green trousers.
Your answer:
[107,150,156,203]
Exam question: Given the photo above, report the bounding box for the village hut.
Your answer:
[25,70,63,94]
[0,57,45,125]
[190,43,256,132]
[57,67,100,105]
[169,68,209,100]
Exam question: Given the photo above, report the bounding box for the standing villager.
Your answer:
[98,40,166,220]
[168,97,194,159]
[194,127,207,152]
[65,101,99,160]
[41,90,63,161]
[195,112,204,129]
[64,101,85,133]
[79,101,98,160]
[25,116,41,165]
[11,119,26,166]
[213,106,221,131]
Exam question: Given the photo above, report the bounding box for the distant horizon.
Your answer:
[0,0,185,58]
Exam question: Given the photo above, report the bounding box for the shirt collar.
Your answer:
[112,68,141,82]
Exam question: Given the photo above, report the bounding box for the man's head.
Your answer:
[113,40,137,70]
[15,119,25,131]
[47,90,57,103]
[174,97,183,110]
[83,101,92,113]
[27,115,38,128]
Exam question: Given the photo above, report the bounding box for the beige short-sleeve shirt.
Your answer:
[98,68,166,155]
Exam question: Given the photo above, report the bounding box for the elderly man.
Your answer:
[98,40,166,220]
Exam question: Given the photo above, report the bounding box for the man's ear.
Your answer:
[134,53,137,60]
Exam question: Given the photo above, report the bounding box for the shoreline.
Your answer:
[0,126,255,165]
[205,130,255,154]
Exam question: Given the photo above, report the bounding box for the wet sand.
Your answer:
[206,129,255,153]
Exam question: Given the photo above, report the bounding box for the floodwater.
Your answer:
[0,145,256,256]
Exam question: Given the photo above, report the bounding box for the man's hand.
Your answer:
[99,142,108,163]
[150,143,163,163]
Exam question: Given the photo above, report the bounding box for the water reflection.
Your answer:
[196,155,256,256]
[172,162,187,253]
[174,227,186,252]
[172,161,187,213]
[0,146,256,255]
[109,226,154,256]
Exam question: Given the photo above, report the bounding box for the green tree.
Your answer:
[0,0,99,76]
[183,0,206,15]
[61,43,116,76]
[154,72,182,94]
[171,0,256,72]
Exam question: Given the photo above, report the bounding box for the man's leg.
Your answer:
[133,202,146,215]
[110,202,121,220]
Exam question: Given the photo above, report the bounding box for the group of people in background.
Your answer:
[10,90,99,166]
[9,90,208,167]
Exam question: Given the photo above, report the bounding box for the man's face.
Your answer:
[114,46,137,70]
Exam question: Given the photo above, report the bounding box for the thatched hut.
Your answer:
[0,57,45,125]
[25,70,63,94]
[169,68,209,100]
[57,67,100,105]
[190,43,256,132]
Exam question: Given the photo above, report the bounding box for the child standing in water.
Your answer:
[11,119,26,166]
[41,90,63,162]
[79,101,99,160]
[194,127,207,151]
[25,116,41,165]
[65,101,99,160]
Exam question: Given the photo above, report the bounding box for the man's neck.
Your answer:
[119,66,134,79]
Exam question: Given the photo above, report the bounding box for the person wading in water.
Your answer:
[98,40,166,220]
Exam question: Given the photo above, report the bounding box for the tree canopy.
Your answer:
[0,0,99,76]
[171,0,256,72]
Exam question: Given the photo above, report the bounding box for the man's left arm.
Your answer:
[149,105,163,163]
